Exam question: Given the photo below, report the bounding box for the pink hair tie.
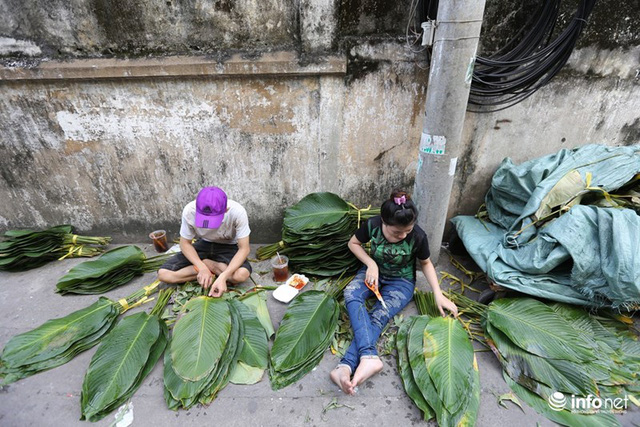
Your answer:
[394,195,406,205]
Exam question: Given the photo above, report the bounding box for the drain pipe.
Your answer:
[413,0,486,264]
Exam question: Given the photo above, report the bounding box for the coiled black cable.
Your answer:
[468,0,597,112]
[416,0,597,112]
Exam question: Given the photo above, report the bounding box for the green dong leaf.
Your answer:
[170,297,232,381]
[81,312,165,422]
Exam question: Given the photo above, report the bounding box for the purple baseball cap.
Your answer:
[195,186,227,229]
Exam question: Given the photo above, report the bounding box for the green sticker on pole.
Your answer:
[466,55,475,85]
[420,133,446,155]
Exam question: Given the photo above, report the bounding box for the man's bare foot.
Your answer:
[352,357,383,390]
[330,365,353,395]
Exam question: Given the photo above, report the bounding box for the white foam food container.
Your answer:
[272,274,309,303]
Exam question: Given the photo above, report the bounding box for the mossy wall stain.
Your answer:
[92,0,150,49]
[480,0,638,54]
[338,0,411,36]
[560,0,639,49]
[1,0,637,62]
[620,118,640,146]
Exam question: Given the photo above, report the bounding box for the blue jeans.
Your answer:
[339,266,415,373]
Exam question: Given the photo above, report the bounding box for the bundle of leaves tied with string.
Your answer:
[0,281,160,385]
[56,245,169,295]
[81,288,174,422]
[256,192,379,277]
[0,225,110,271]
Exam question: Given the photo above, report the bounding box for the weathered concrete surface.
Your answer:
[0,0,638,245]
[300,0,337,52]
[0,244,638,426]
[0,0,297,57]
[336,41,429,207]
[0,53,347,81]
[0,45,429,242]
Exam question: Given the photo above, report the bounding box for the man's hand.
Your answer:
[196,265,214,289]
[209,275,228,298]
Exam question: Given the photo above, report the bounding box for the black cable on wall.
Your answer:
[469,0,597,112]
[413,0,598,113]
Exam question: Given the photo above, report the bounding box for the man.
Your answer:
[158,186,251,297]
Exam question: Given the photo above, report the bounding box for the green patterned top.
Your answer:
[354,216,430,280]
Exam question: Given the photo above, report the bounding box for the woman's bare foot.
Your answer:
[352,357,383,390]
[330,365,353,395]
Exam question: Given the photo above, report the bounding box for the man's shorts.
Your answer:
[159,239,252,273]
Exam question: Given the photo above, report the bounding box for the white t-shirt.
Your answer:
[179,199,251,244]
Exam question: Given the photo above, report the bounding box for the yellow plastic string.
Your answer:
[72,234,78,244]
[612,314,633,325]
[278,241,285,248]
[144,280,161,295]
[358,206,371,228]
[129,296,154,310]
[58,245,77,260]
[118,296,155,313]
[585,171,616,206]
[347,202,372,228]
[77,246,82,256]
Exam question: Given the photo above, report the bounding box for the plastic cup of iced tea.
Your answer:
[271,255,289,282]
[149,230,168,253]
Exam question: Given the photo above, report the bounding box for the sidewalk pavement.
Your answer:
[0,243,637,427]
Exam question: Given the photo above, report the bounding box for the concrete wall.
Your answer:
[0,48,427,242]
[0,0,638,244]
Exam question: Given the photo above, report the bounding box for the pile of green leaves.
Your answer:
[160,283,273,386]
[0,283,159,385]
[80,289,173,422]
[256,192,379,276]
[228,293,270,385]
[164,295,270,409]
[269,275,351,390]
[236,289,275,340]
[396,312,480,426]
[56,245,169,295]
[0,225,110,271]
[484,298,639,426]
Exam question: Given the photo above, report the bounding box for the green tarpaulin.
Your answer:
[452,144,640,309]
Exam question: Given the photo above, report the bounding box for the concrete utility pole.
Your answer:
[413,0,486,264]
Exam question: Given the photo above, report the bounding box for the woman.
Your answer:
[330,189,458,394]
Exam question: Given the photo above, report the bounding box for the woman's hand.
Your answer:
[365,264,379,288]
[434,292,458,317]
